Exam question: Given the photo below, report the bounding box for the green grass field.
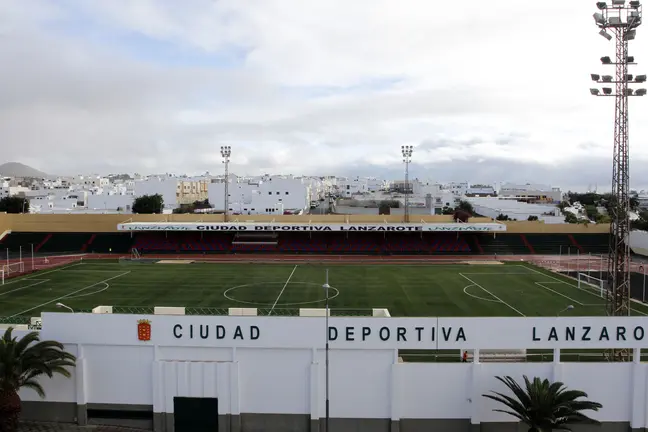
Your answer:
[3,259,648,321]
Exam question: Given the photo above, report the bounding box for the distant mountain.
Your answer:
[0,162,48,178]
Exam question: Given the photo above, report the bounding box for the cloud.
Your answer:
[1,0,648,191]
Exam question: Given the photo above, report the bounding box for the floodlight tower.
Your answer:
[220,146,232,222]
[590,0,645,361]
[401,145,413,223]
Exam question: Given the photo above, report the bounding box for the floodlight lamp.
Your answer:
[626,88,634,95]
[630,0,641,7]
[636,88,648,95]
[599,29,613,40]
[608,16,622,25]
[612,0,625,5]
[627,74,634,81]
[625,30,637,40]
[601,56,612,64]
[590,88,601,95]
[594,12,606,25]
[597,1,608,8]
[628,55,635,62]
[635,74,647,82]
[591,73,601,81]
[603,87,613,94]
[602,75,614,81]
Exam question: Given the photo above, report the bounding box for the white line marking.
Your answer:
[524,265,648,316]
[463,284,500,303]
[269,265,298,315]
[0,279,50,297]
[459,273,526,316]
[463,272,533,275]
[9,271,131,317]
[0,262,85,286]
[535,282,585,306]
[61,270,131,273]
[65,282,110,299]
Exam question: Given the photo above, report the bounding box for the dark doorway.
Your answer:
[174,397,218,432]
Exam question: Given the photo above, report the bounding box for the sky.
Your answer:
[2,0,648,191]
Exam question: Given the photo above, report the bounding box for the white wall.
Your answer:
[19,313,648,428]
[630,230,648,257]
[24,342,643,426]
[134,178,178,210]
[86,194,134,211]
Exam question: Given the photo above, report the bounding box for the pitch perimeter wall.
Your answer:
[15,313,648,432]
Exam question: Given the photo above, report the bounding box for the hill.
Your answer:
[0,162,48,178]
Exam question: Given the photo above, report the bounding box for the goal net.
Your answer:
[0,262,25,284]
[577,272,607,297]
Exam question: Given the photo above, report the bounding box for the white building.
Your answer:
[208,176,310,215]
[338,177,370,197]
[467,197,563,222]
[498,183,562,203]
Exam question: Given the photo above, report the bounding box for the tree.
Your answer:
[564,212,578,224]
[0,196,29,214]
[584,205,598,221]
[496,213,510,221]
[378,201,391,215]
[632,210,648,231]
[456,200,474,215]
[173,199,213,214]
[527,215,539,221]
[132,194,164,214]
[441,205,454,215]
[453,209,471,223]
[0,327,76,432]
[483,375,602,432]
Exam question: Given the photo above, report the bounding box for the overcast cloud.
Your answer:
[2,0,648,191]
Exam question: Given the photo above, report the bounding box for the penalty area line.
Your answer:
[9,271,131,318]
[459,273,526,317]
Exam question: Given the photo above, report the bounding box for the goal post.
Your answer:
[0,262,25,284]
[577,272,607,297]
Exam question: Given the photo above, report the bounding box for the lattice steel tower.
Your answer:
[590,0,645,360]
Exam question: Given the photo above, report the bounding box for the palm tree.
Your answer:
[483,375,602,432]
[0,327,76,432]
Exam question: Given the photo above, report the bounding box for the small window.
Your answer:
[244,208,247,211]
[285,191,289,195]
[251,208,255,211]
[276,192,280,195]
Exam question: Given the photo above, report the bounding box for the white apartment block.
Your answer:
[208,176,310,215]
[466,196,563,223]
[498,183,562,203]
[338,177,368,197]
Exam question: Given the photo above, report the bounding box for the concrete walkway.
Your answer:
[18,422,149,432]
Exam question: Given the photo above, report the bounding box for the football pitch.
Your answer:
[3,259,648,320]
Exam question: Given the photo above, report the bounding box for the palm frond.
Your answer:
[483,375,603,431]
[0,327,76,398]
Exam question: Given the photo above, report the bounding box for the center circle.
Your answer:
[223,281,340,306]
